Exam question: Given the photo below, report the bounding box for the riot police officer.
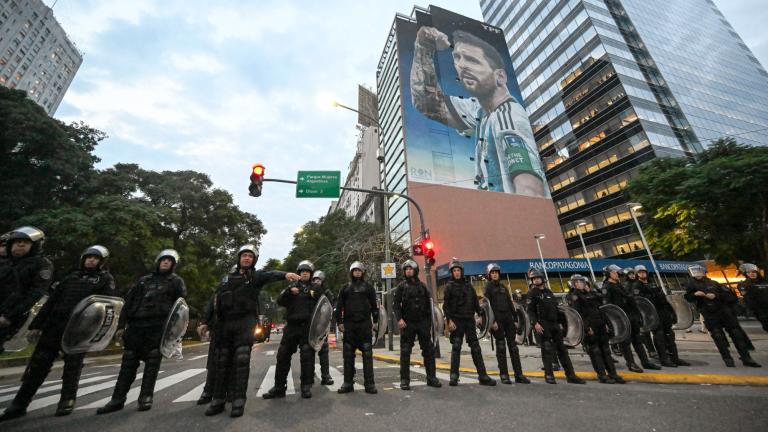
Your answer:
[196,294,217,405]
[312,270,334,386]
[632,265,689,367]
[0,226,53,355]
[263,260,324,400]
[393,260,441,390]
[443,259,496,387]
[622,267,637,284]
[526,267,585,385]
[98,249,187,414]
[684,265,760,367]
[738,263,768,332]
[483,263,529,384]
[205,245,299,417]
[568,274,625,384]
[335,261,379,394]
[0,246,115,421]
[603,264,660,372]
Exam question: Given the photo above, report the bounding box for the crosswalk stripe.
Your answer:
[392,381,426,387]
[173,382,206,403]
[330,366,364,391]
[78,369,205,410]
[255,365,276,398]
[0,375,116,403]
[0,372,104,397]
[27,373,143,412]
[187,355,208,361]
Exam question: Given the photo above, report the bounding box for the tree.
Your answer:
[0,87,102,227]
[627,138,768,269]
[278,210,409,295]
[2,87,267,317]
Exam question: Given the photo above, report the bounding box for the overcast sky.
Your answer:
[48,1,767,265]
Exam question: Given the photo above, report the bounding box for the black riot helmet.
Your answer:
[155,249,180,273]
[527,267,544,285]
[297,260,315,275]
[80,245,110,270]
[237,244,259,269]
[312,270,326,284]
[448,258,464,279]
[486,263,501,279]
[349,261,365,280]
[603,264,622,280]
[6,226,45,257]
[401,259,419,278]
[567,274,588,291]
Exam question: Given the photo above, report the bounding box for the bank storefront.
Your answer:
[434,258,696,302]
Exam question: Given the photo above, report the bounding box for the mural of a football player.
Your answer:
[411,26,546,197]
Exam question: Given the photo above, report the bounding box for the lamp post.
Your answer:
[574,219,597,283]
[332,100,394,350]
[626,202,668,294]
[533,234,549,284]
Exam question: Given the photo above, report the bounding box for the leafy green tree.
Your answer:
[627,138,768,269]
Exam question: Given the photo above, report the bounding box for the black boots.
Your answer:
[96,399,125,415]
[137,395,153,412]
[55,399,76,417]
[301,384,312,399]
[262,387,287,399]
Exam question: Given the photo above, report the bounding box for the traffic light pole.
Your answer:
[262,177,441,357]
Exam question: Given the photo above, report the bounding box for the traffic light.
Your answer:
[412,242,424,256]
[423,238,436,266]
[249,163,265,197]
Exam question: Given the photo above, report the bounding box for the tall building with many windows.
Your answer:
[480,0,768,260]
[0,0,82,115]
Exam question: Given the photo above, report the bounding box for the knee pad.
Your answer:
[146,349,161,362]
[235,346,251,363]
[451,341,463,352]
[542,341,554,352]
[361,343,373,353]
[470,343,482,355]
[343,343,354,357]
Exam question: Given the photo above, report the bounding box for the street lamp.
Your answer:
[533,234,549,284]
[626,202,668,294]
[574,219,597,283]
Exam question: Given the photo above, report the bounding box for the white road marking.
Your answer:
[0,375,116,403]
[173,382,206,403]
[28,373,143,412]
[256,365,276,398]
[78,369,205,410]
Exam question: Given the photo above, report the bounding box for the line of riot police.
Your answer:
[1,224,764,422]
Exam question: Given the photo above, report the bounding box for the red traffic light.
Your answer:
[251,163,265,179]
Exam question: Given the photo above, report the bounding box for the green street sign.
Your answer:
[296,171,341,198]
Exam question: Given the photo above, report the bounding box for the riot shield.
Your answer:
[431,299,444,343]
[3,296,48,352]
[308,295,333,351]
[160,298,190,359]
[475,298,494,339]
[373,304,388,346]
[599,303,631,344]
[61,295,124,354]
[667,293,694,330]
[634,296,660,333]
[558,304,584,348]
[513,302,530,345]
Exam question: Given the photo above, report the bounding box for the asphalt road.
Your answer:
[1,336,767,432]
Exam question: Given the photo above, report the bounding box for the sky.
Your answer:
[47,0,767,265]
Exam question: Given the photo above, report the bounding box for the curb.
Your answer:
[372,353,768,386]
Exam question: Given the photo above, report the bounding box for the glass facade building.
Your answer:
[480,0,768,259]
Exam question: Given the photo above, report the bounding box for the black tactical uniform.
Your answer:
[312,270,333,386]
[568,275,624,384]
[197,294,218,405]
[443,260,495,387]
[393,260,441,390]
[738,266,768,332]
[335,261,379,394]
[603,265,659,372]
[0,227,53,354]
[483,264,529,384]
[205,244,289,417]
[684,266,760,368]
[526,268,584,384]
[98,249,186,414]
[632,267,689,367]
[0,246,115,421]
[264,261,324,400]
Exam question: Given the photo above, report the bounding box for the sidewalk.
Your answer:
[373,321,768,386]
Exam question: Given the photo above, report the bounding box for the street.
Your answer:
[2,331,767,432]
